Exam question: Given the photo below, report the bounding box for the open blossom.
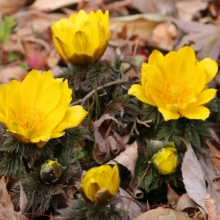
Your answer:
[79,165,120,205]
[152,143,178,175]
[52,10,110,66]
[128,46,217,121]
[0,70,88,148]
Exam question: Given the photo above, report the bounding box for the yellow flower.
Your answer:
[79,165,120,205]
[0,70,88,148]
[152,143,178,175]
[128,46,217,121]
[52,10,110,66]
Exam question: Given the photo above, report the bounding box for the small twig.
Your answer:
[127,161,151,211]
[119,195,143,209]
[71,79,128,106]
[136,117,153,128]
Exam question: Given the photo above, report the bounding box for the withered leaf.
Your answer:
[0,205,28,220]
[172,18,220,60]
[93,114,125,164]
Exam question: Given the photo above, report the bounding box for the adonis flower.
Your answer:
[0,70,88,148]
[152,143,178,175]
[79,165,120,205]
[128,46,217,121]
[52,10,110,66]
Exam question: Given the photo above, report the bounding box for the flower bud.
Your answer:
[79,165,120,205]
[152,142,178,175]
[40,159,62,184]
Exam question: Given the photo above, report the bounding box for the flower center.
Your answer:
[161,78,193,112]
[17,107,44,130]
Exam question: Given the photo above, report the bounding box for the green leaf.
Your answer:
[0,16,16,43]
[8,52,21,62]
[19,62,30,70]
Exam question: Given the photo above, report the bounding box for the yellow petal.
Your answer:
[52,37,69,62]
[158,161,173,175]
[191,89,216,106]
[158,107,180,121]
[143,64,164,92]
[178,46,196,62]
[198,58,218,83]
[128,84,154,105]
[179,106,210,120]
[148,50,164,66]
[149,88,165,107]
[20,74,38,110]
[70,105,88,127]
[109,165,120,194]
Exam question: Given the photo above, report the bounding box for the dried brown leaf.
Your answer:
[0,0,26,15]
[206,140,220,171]
[182,146,209,212]
[19,181,28,215]
[66,185,78,200]
[152,22,178,50]
[172,18,220,60]
[93,114,125,164]
[175,0,208,21]
[203,194,220,220]
[0,66,28,84]
[134,207,191,220]
[119,187,143,219]
[29,0,86,11]
[108,141,138,178]
[0,205,28,220]
[166,182,180,206]
[0,177,13,210]
[182,145,220,213]
[110,14,166,39]
[176,193,197,212]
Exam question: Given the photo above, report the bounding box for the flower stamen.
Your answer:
[16,107,44,131]
[161,78,193,111]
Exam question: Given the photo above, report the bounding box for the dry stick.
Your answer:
[119,195,143,209]
[71,79,128,106]
[127,161,151,211]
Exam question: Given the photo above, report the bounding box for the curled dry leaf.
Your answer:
[134,207,191,220]
[176,193,197,212]
[93,114,125,164]
[108,141,138,178]
[66,185,78,200]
